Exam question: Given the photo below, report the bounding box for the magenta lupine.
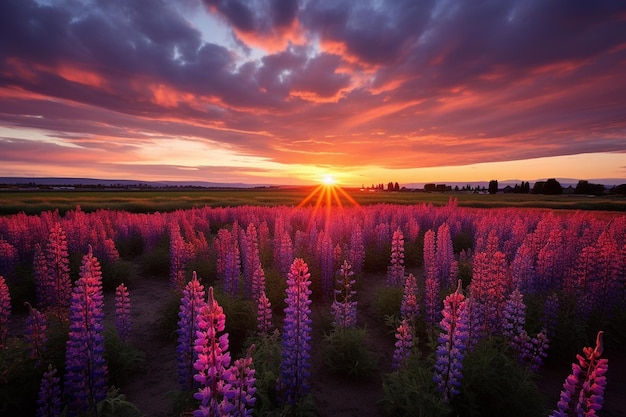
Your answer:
[542,292,560,339]
[228,345,257,417]
[45,223,71,318]
[279,258,313,405]
[401,273,419,324]
[387,228,405,286]
[64,247,108,415]
[424,274,440,329]
[521,329,549,373]
[0,237,17,280]
[552,331,608,417]
[177,272,206,391]
[257,289,273,335]
[331,260,357,329]
[392,318,413,370]
[348,224,365,275]
[251,263,266,301]
[242,223,261,296]
[37,364,62,417]
[170,223,194,291]
[276,231,294,278]
[436,223,454,287]
[502,288,527,353]
[193,287,234,416]
[0,275,10,346]
[318,232,334,299]
[25,302,47,360]
[115,283,131,343]
[433,280,469,401]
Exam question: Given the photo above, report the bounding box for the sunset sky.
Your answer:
[1,0,626,187]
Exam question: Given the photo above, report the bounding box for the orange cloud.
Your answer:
[235,19,306,53]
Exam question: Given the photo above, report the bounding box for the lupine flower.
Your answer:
[177,273,206,391]
[424,275,440,329]
[387,228,405,286]
[251,263,266,301]
[64,247,108,415]
[279,258,313,405]
[433,280,469,401]
[193,287,234,416]
[227,345,257,417]
[256,289,273,335]
[0,275,10,347]
[552,331,608,417]
[502,288,527,353]
[436,223,454,287]
[0,237,17,281]
[115,283,131,343]
[392,319,413,370]
[331,260,357,329]
[33,244,49,308]
[317,232,334,299]
[276,231,294,278]
[170,223,194,291]
[521,329,549,373]
[24,302,47,360]
[37,364,62,417]
[45,223,71,320]
[401,273,419,324]
[348,225,365,275]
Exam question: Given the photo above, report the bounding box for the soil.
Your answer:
[105,267,626,417]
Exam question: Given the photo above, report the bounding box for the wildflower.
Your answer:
[45,223,71,318]
[256,289,273,335]
[279,258,313,405]
[552,331,608,417]
[177,272,206,391]
[227,345,257,417]
[193,287,233,416]
[401,273,419,324]
[433,280,469,401]
[115,283,131,343]
[387,228,405,286]
[392,319,413,369]
[36,364,62,417]
[64,247,108,415]
[0,275,10,346]
[331,260,357,329]
[25,302,47,360]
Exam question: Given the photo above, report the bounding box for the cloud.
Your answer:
[1,0,625,183]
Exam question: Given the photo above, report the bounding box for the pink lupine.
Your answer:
[25,302,47,360]
[552,331,608,417]
[45,223,71,318]
[115,283,131,343]
[193,287,233,416]
[170,223,194,291]
[228,345,257,417]
[401,273,419,324]
[0,237,17,281]
[275,230,294,278]
[33,243,49,308]
[387,228,405,286]
[392,318,413,369]
[433,280,469,401]
[348,224,365,275]
[241,223,261,296]
[436,223,454,287]
[256,289,273,335]
[0,275,10,347]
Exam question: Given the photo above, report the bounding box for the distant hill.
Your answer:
[0,177,271,189]
[404,178,626,189]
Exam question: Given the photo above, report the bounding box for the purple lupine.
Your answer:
[436,223,454,287]
[522,329,549,373]
[276,231,294,278]
[37,364,62,417]
[64,247,108,415]
[177,272,206,391]
[392,318,413,370]
[115,283,131,343]
[227,345,257,417]
[256,289,273,335]
[0,237,17,281]
[502,288,527,354]
[0,275,10,347]
[251,263,266,301]
[348,224,365,275]
[279,258,313,405]
[387,228,405,286]
[552,331,608,417]
[170,223,194,291]
[433,280,469,401]
[401,273,419,324]
[424,274,440,330]
[318,232,334,299]
[331,260,357,329]
[193,287,234,416]
[25,302,47,360]
[242,223,261,296]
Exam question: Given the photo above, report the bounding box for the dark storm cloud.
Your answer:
[1,0,625,176]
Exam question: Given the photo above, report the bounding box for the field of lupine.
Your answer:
[1,200,625,416]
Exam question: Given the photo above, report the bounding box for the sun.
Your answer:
[322,175,336,186]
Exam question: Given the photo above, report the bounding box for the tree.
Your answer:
[488,180,498,194]
[543,178,563,195]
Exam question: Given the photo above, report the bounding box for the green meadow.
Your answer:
[1,188,625,215]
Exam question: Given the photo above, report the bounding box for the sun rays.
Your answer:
[297,175,361,230]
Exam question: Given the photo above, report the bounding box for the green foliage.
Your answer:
[158,293,183,341]
[452,230,474,253]
[322,327,377,378]
[213,289,257,354]
[452,338,547,417]
[104,328,146,386]
[380,355,451,417]
[364,243,391,272]
[374,286,403,319]
[264,267,288,316]
[101,259,138,292]
[95,387,141,417]
[243,331,282,415]
[116,232,144,258]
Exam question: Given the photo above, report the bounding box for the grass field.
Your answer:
[1,187,625,215]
